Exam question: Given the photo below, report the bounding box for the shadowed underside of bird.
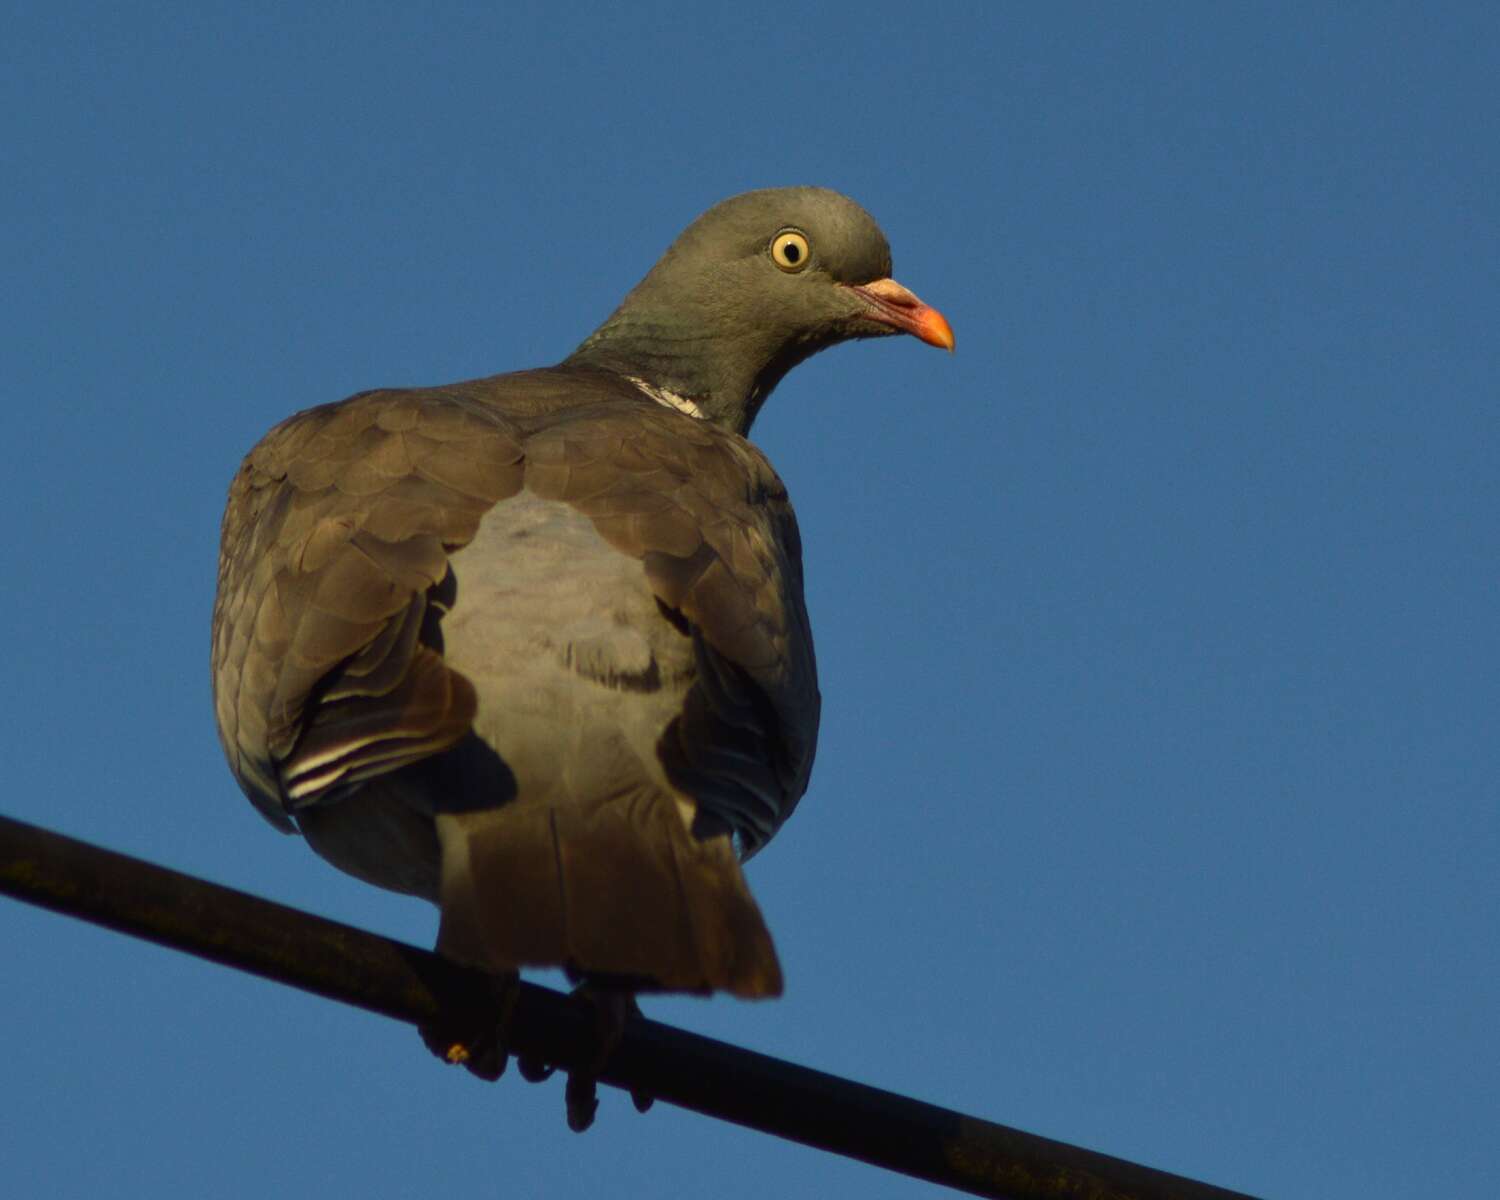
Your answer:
[211,186,951,1004]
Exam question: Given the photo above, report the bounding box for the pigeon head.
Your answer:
[566,187,953,433]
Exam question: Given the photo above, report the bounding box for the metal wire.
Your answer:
[1,813,1261,1200]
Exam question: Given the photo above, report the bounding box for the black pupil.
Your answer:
[783,241,800,263]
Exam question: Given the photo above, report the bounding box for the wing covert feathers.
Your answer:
[212,388,523,822]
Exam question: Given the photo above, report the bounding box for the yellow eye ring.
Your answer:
[770,230,811,272]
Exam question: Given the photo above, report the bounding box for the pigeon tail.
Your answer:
[433,787,783,999]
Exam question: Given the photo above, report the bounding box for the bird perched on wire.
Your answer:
[211,186,952,1126]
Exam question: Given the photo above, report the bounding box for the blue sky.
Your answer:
[3,4,1495,1197]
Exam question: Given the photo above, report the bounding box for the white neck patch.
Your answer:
[627,376,707,421]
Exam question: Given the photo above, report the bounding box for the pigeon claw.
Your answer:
[566,1073,600,1133]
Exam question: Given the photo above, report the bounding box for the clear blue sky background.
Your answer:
[3,4,1494,1197]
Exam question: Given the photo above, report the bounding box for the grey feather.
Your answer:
[211,187,950,997]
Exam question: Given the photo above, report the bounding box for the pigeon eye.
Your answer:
[770,230,811,272]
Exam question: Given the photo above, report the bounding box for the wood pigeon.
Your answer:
[211,186,952,1033]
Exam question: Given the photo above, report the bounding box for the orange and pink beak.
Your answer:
[844,277,955,351]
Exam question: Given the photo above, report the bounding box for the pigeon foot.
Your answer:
[417,969,519,1083]
[559,984,653,1132]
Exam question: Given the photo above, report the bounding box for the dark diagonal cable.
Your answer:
[0,814,1261,1200]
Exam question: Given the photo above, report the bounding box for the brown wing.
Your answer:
[211,387,525,828]
[523,400,820,852]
